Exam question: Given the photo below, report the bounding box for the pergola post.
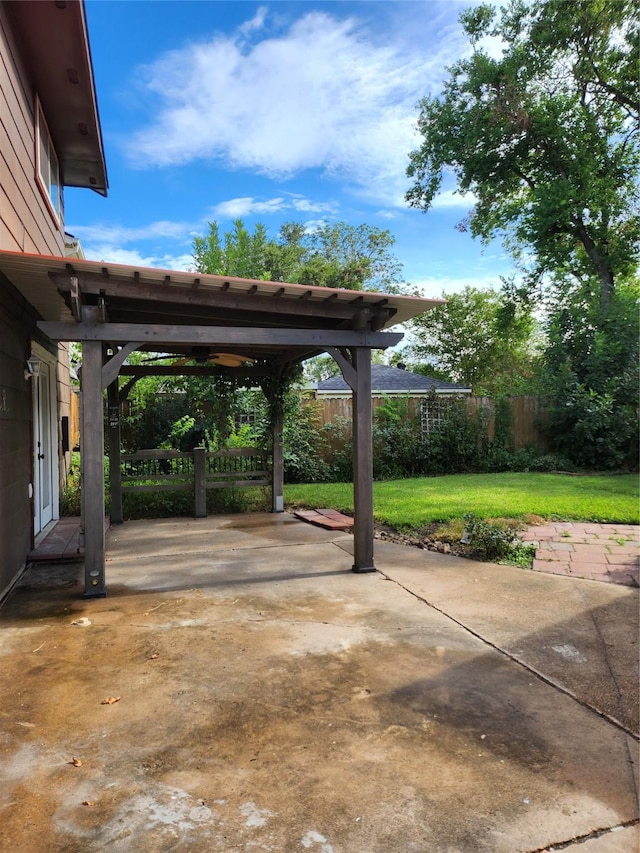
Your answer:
[351,347,375,573]
[81,339,106,596]
[271,396,284,512]
[107,381,123,524]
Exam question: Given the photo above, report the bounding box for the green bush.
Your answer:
[462,512,534,565]
[283,398,330,483]
[320,416,353,482]
[424,398,484,474]
[60,459,82,516]
[372,397,425,479]
[121,486,270,519]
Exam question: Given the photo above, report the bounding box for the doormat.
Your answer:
[293,508,354,531]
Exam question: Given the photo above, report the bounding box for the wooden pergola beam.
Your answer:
[38,322,403,349]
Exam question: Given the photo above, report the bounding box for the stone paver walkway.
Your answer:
[521,522,639,587]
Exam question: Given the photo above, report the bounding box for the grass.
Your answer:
[285,472,639,532]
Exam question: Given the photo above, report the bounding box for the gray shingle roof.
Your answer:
[316,365,469,393]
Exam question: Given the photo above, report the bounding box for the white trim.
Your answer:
[34,96,64,228]
[31,342,60,536]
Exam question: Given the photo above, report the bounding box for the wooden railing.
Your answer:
[120,446,270,517]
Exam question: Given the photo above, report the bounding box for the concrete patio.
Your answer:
[1,513,638,852]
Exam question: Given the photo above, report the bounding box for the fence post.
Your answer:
[107,382,123,524]
[194,447,206,518]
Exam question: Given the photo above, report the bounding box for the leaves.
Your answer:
[100,696,121,705]
[409,286,538,394]
[193,219,405,293]
[406,0,639,301]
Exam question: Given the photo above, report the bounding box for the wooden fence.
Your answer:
[120,446,270,517]
[314,395,549,452]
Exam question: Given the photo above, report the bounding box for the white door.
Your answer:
[33,359,57,535]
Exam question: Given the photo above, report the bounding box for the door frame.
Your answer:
[31,342,59,540]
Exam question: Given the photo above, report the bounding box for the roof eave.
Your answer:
[5,0,108,195]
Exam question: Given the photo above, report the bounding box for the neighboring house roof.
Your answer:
[5,0,108,195]
[316,365,471,395]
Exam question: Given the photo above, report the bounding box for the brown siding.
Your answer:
[0,4,65,256]
[0,275,38,599]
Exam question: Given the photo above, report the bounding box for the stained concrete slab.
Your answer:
[369,540,639,734]
[1,513,638,852]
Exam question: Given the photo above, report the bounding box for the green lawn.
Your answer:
[285,473,639,531]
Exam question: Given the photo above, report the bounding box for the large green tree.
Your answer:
[409,286,538,395]
[406,0,639,467]
[193,219,405,292]
[406,0,639,305]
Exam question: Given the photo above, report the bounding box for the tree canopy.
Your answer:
[408,286,538,395]
[406,0,639,305]
[192,218,405,292]
[406,0,639,467]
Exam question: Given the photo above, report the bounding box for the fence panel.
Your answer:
[314,394,548,452]
[119,447,271,516]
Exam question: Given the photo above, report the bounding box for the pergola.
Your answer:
[0,251,440,596]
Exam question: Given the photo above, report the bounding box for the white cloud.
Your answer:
[210,197,287,218]
[238,6,268,37]
[413,275,503,298]
[209,194,337,219]
[69,220,196,245]
[432,189,477,209]
[125,8,469,204]
[81,244,194,272]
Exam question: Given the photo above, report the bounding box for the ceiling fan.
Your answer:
[140,347,255,369]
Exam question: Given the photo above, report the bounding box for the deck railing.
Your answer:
[120,446,270,517]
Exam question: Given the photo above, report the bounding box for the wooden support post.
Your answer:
[81,340,106,596]
[107,382,123,524]
[194,446,207,518]
[271,397,284,512]
[351,347,375,572]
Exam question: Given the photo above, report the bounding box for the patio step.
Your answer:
[293,508,354,531]
[28,517,110,562]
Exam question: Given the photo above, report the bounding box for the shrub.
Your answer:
[424,398,484,473]
[320,416,353,482]
[372,397,425,479]
[283,398,330,483]
[462,512,534,565]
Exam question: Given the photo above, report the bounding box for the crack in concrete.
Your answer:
[377,568,640,743]
[523,818,639,851]
[575,584,640,808]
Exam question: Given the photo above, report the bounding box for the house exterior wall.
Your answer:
[0,3,71,598]
[0,5,66,256]
[0,275,39,597]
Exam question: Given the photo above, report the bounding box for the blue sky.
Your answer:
[65,0,512,298]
